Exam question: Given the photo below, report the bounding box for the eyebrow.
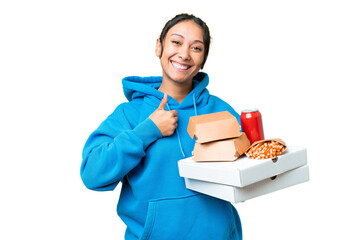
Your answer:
[171,33,204,45]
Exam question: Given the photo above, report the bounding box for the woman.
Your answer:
[81,13,243,240]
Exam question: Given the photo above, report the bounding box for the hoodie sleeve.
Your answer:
[80,104,162,191]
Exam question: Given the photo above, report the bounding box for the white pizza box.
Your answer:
[178,146,307,187]
[184,165,310,203]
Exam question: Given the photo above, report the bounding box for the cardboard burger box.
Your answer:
[187,111,242,143]
[187,111,250,161]
[193,133,250,161]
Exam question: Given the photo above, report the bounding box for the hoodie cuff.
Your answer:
[133,118,162,148]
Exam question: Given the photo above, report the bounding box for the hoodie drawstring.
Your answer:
[193,93,197,116]
[165,93,198,158]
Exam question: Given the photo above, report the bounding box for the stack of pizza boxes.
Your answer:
[178,111,309,203]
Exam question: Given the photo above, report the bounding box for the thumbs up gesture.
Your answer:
[149,94,178,136]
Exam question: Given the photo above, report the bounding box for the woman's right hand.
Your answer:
[149,94,178,137]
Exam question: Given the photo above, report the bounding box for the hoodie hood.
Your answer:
[122,72,210,109]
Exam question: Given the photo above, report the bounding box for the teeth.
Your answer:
[172,61,189,70]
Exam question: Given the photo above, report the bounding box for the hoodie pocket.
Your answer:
[140,194,238,240]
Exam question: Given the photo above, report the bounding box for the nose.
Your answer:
[178,45,191,60]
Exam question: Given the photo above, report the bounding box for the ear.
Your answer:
[155,39,161,58]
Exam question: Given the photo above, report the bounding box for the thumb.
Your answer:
[158,93,168,110]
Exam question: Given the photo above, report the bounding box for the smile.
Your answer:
[171,61,191,70]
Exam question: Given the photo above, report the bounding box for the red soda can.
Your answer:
[240,109,265,144]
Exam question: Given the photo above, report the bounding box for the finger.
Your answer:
[158,93,168,110]
[171,110,178,116]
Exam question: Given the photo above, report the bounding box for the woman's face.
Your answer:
[156,20,205,85]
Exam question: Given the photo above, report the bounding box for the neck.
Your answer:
[158,80,192,104]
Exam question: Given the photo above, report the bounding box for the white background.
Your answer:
[1,0,359,239]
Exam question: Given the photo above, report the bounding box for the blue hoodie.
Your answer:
[81,72,242,240]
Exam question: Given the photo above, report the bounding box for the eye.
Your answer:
[171,40,180,45]
[192,46,203,52]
